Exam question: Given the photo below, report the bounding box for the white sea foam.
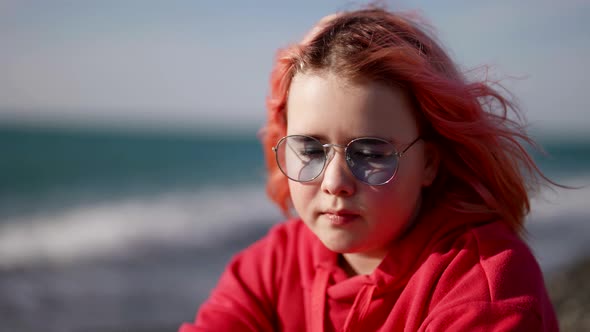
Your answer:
[528,175,590,222]
[0,184,282,267]
[526,175,590,272]
[0,177,588,269]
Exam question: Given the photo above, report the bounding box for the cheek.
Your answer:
[372,159,425,208]
[397,153,428,188]
[365,179,422,226]
[288,182,316,215]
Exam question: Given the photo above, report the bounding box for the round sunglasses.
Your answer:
[272,135,421,186]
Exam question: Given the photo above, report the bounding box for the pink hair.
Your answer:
[262,8,549,233]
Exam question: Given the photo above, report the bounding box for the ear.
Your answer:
[421,142,439,187]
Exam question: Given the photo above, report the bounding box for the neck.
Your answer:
[340,251,387,276]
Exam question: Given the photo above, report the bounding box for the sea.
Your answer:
[0,124,589,332]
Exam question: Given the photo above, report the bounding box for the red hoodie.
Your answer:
[179,205,558,331]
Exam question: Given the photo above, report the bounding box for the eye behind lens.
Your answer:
[347,138,399,185]
[277,135,326,182]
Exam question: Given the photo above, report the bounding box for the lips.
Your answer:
[321,209,360,226]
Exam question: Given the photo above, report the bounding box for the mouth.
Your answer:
[321,210,360,226]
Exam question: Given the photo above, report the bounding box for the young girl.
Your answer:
[180,8,558,331]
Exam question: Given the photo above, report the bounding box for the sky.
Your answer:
[0,0,589,135]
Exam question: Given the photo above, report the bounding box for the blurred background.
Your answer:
[0,0,588,331]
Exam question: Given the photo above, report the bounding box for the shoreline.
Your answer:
[547,256,590,330]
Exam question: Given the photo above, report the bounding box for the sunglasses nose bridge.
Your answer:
[322,143,347,162]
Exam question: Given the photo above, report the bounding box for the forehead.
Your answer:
[286,72,419,141]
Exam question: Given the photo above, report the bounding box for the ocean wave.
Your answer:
[528,175,590,222]
[0,176,588,268]
[0,184,282,267]
[526,175,590,272]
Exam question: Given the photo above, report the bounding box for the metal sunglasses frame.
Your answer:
[272,135,422,185]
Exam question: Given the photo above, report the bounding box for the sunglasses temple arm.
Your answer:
[400,136,422,155]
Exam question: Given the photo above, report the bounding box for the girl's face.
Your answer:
[286,72,437,259]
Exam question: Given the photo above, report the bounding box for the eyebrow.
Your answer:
[288,133,398,144]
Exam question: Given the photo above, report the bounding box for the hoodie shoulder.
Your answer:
[187,219,310,331]
[421,221,558,331]
[470,222,546,302]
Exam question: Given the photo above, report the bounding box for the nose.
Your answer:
[320,147,356,196]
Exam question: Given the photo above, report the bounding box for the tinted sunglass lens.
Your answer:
[347,139,398,185]
[277,136,326,182]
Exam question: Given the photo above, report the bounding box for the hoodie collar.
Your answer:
[308,204,496,332]
[311,204,496,300]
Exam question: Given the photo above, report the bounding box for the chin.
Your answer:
[319,236,364,254]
